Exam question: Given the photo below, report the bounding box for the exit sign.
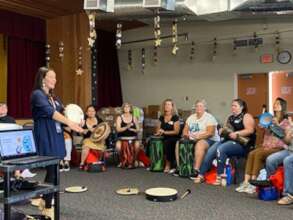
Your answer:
[260,54,273,64]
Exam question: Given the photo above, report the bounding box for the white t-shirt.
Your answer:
[185,112,220,141]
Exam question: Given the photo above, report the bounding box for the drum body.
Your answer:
[120,137,136,168]
[149,136,164,172]
[178,139,194,177]
[145,187,177,202]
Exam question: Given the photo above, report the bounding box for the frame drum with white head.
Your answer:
[145,187,178,202]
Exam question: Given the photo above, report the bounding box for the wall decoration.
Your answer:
[212,38,217,61]
[141,48,145,74]
[154,10,161,47]
[190,41,195,60]
[45,44,51,67]
[153,46,158,64]
[76,46,84,75]
[128,49,132,70]
[58,41,64,62]
[171,19,178,55]
[87,11,97,48]
[253,32,259,52]
[232,39,237,56]
[116,23,122,49]
[275,31,280,53]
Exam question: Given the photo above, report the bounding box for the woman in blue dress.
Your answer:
[31,67,83,218]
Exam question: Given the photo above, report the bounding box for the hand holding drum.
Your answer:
[64,104,84,133]
[221,127,249,146]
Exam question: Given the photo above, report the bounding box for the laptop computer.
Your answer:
[0,129,56,165]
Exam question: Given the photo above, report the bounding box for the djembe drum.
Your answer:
[149,136,164,172]
[119,137,136,168]
[178,138,195,177]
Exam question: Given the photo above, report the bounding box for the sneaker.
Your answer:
[235,182,249,192]
[277,194,293,205]
[63,161,70,172]
[59,161,64,172]
[41,207,54,220]
[172,169,179,177]
[168,168,176,174]
[189,170,199,180]
[244,184,256,194]
[21,169,37,178]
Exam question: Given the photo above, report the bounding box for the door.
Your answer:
[237,73,268,118]
[238,73,268,147]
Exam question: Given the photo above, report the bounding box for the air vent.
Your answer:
[143,0,176,10]
[84,0,114,12]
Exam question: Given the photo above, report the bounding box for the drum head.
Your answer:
[259,112,273,128]
[64,104,84,124]
[90,122,111,143]
[145,187,178,202]
[116,188,139,195]
[119,136,136,141]
[65,186,88,193]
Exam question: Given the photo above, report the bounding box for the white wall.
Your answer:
[118,18,293,122]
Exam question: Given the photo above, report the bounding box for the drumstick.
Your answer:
[180,189,191,199]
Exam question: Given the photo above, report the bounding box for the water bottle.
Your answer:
[225,159,232,186]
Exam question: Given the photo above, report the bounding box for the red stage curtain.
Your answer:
[94,30,123,109]
[0,10,46,118]
[7,37,45,118]
[0,10,45,42]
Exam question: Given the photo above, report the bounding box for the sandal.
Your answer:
[194,175,204,184]
[278,194,293,205]
[213,176,222,186]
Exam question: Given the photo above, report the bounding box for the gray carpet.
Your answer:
[14,167,293,220]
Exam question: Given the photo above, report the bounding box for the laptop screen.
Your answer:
[0,129,37,160]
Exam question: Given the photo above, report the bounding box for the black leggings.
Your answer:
[163,137,178,168]
[43,165,57,208]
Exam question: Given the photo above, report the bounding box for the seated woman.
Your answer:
[79,105,103,170]
[195,99,255,184]
[154,99,180,173]
[176,99,220,179]
[236,97,290,193]
[115,102,140,168]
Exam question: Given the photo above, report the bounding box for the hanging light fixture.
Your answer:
[253,32,258,52]
[274,31,280,53]
[232,39,237,56]
[153,46,158,64]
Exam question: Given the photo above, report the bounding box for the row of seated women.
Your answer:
[153,97,293,205]
[73,98,292,205]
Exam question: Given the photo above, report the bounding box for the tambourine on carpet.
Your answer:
[15,167,292,220]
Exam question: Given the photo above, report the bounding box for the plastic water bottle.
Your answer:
[225,159,232,186]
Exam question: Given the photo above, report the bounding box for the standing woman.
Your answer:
[31,67,83,218]
[155,99,180,173]
[115,102,140,168]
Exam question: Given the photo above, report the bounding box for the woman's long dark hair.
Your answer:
[33,66,54,97]
[232,98,248,114]
[274,97,288,122]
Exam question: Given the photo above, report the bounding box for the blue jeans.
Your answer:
[199,141,217,175]
[284,154,293,195]
[266,150,290,177]
[216,140,246,175]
